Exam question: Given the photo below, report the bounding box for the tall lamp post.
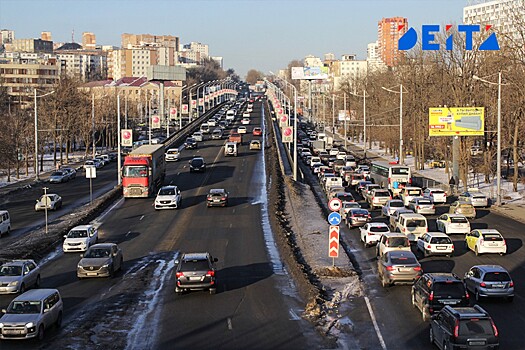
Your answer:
[382,84,406,164]
[189,82,205,122]
[178,84,188,129]
[34,89,55,180]
[348,89,369,158]
[473,72,504,206]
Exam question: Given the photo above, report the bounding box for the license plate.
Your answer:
[489,243,499,246]
[357,218,367,221]
[493,284,505,288]
[4,329,24,335]
[214,200,220,202]
[0,287,6,292]
[190,276,201,281]
[87,272,98,276]
[436,246,447,250]
[468,341,486,346]
[440,300,459,305]
[399,268,412,272]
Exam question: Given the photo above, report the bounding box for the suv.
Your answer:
[368,189,392,210]
[175,252,218,294]
[411,273,470,321]
[207,189,229,207]
[0,260,41,294]
[376,232,411,257]
[0,288,63,340]
[189,157,206,172]
[430,305,499,350]
[394,213,428,242]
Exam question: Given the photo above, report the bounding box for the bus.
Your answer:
[370,160,412,197]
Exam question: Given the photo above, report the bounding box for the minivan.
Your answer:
[0,210,11,236]
[395,213,428,242]
[0,289,63,340]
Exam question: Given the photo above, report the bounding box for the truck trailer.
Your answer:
[122,144,166,198]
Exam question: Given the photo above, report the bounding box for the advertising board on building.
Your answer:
[428,107,484,136]
[291,66,329,80]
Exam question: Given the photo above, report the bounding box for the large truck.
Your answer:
[122,144,166,198]
[311,140,326,155]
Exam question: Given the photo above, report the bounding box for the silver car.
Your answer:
[407,197,435,215]
[0,288,63,340]
[35,194,62,211]
[377,250,422,287]
[458,190,489,208]
[0,260,41,294]
[48,171,69,183]
[382,199,405,217]
[77,243,124,279]
[464,265,514,302]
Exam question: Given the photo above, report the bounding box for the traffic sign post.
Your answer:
[327,212,342,226]
[86,166,96,205]
[329,225,340,265]
[328,198,342,212]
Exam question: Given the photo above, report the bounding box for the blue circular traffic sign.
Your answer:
[328,212,342,226]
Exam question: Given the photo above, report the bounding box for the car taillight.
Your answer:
[206,270,215,277]
[413,266,422,271]
[426,244,432,249]
[432,205,435,209]
[401,227,406,232]
[408,178,412,184]
[416,206,420,210]
[429,291,434,301]
[491,319,499,337]
[386,266,394,271]
[480,282,486,287]
[221,197,226,200]
[479,238,484,245]
[503,239,506,245]
[372,197,375,201]
[176,272,184,278]
[388,177,391,184]
[510,281,514,287]
[454,320,459,338]
[465,291,470,299]
[368,214,372,219]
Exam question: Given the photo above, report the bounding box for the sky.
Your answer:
[0,0,466,78]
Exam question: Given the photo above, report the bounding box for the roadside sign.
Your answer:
[121,129,133,146]
[329,225,340,258]
[152,115,161,129]
[328,198,342,212]
[327,212,341,226]
[282,127,293,143]
[85,166,96,179]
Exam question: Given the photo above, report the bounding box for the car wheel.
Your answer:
[209,288,217,295]
[37,325,45,341]
[422,307,430,322]
[475,247,480,256]
[35,275,41,288]
[381,274,390,288]
[429,327,435,345]
[175,287,183,294]
[56,311,63,329]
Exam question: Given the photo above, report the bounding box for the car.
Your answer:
[465,229,506,256]
[388,208,414,230]
[394,213,428,242]
[211,128,223,140]
[340,201,361,217]
[0,210,11,237]
[207,189,228,207]
[360,222,390,247]
[93,158,103,168]
[237,126,247,134]
[377,251,422,287]
[165,148,180,161]
[356,180,373,196]
[155,185,182,210]
[63,225,99,252]
[435,214,470,235]
[77,243,124,279]
[0,260,41,294]
[458,189,489,208]
[48,171,69,183]
[429,305,499,350]
[376,232,411,257]
[463,265,514,302]
[241,118,250,125]
[336,151,347,160]
[382,199,405,217]
[368,189,392,210]
[189,157,206,172]
[207,119,217,127]
[35,194,62,211]
[192,132,204,142]
[346,208,371,229]
[252,127,262,136]
[218,120,227,129]
[411,273,470,321]
[94,156,107,167]
[249,140,261,150]
[0,289,63,340]
[184,137,198,149]
[200,123,210,134]
[242,111,250,118]
[449,201,476,219]
[328,148,339,156]
[356,164,370,176]
[407,197,436,215]
[362,183,381,201]
[334,192,355,203]
[422,187,447,204]
[400,186,423,206]
[175,252,218,294]
[416,232,454,257]
[61,167,77,180]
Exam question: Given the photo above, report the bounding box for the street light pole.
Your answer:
[92,93,96,159]
[117,95,122,185]
[34,89,55,181]
[344,92,347,149]
[497,72,502,206]
[400,84,404,164]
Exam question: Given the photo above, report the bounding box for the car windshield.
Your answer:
[85,248,111,258]
[390,256,417,265]
[407,220,426,227]
[417,200,432,205]
[431,190,445,194]
[375,191,390,197]
[123,165,148,177]
[433,282,465,298]
[7,301,42,314]
[450,217,468,223]
[390,202,404,207]
[159,188,176,196]
[482,234,504,241]
[430,237,452,244]
[459,319,494,336]
[191,159,204,166]
[0,265,22,276]
[391,167,410,175]
[68,230,88,238]
[370,226,389,233]
[51,171,64,176]
[387,237,409,247]
[352,210,369,216]
[167,150,178,155]
[483,272,511,282]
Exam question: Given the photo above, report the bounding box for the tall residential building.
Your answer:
[41,31,52,41]
[10,38,53,54]
[334,54,368,89]
[0,29,15,44]
[183,42,209,59]
[463,0,525,41]
[378,17,408,67]
[367,41,387,72]
[82,32,96,50]
[121,33,179,50]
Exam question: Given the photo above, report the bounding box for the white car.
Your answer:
[465,229,507,256]
[192,132,204,142]
[328,148,339,156]
[416,232,454,257]
[35,194,62,211]
[382,199,405,217]
[237,126,247,134]
[242,112,250,118]
[407,197,435,215]
[458,189,489,208]
[155,185,182,210]
[360,222,390,247]
[336,151,347,160]
[63,225,99,252]
[422,187,447,204]
[435,214,471,235]
[241,118,250,125]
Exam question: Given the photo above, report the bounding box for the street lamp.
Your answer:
[189,82,206,122]
[382,84,406,164]
[178,84,189,129]
[473,72,504,206]
[348,89,369,158]
[34,88,55,180]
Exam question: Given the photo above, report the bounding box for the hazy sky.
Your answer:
[0,0,466,78]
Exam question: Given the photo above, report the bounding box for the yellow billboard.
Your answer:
[428,107,485,136]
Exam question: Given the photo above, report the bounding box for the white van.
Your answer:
[400,186,423,206]
[325,177,343,193]
[226,110,236,121]
[395,213,428,242]
[0,210,10,236]
[224,141,238,156]
[200,123,210,134]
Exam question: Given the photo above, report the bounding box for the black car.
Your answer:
[189,157,206,172]
[430,305,499,350]
[412,273,470,321]
[184,137,198,149]
[175,252,218,294]
[207,189,228,207]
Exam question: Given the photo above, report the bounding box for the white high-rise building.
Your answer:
[366,41,387,72]
[464,0,525,41]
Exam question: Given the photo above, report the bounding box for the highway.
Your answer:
[0,100,323,349]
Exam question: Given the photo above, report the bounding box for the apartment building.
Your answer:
[0,29,15,44]
[367,41,388,72]
[41,31,52,41]
[10,38,53,54]
[378,17,408,67]
[82,32,96,50]
[333,54,368,89]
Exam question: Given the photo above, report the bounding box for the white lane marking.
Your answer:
[97,197,124,222]
[288,309,301,321]
[227,317,233,330]
[139,215,144,221]
[364,295,387,350]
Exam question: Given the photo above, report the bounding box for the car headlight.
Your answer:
[77,264,83,269]
[7,281,19,287]
[25,322,34,328]
[102,263,110,268]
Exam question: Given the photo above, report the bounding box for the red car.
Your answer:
[252,127,262,136]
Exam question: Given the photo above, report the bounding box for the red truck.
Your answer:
[228,131,242,144]
[122,144,166,198]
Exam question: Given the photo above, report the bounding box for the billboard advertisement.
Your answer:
[121,129,133,147]
[282,127,293,143]
[152,115,161,129]
[291,66,329,80]
[182,104,188,114]
[428,107,484,136]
